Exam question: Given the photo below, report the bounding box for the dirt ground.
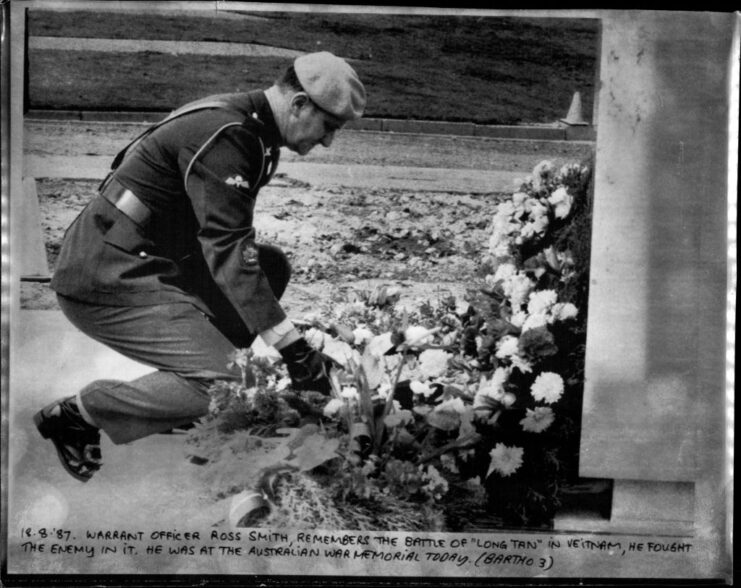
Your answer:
[22,119,594,315]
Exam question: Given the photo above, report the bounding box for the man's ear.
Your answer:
[289,92,311,115]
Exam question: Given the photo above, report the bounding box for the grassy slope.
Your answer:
[28,11,599,124]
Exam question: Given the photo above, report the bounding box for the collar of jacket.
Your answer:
[244,90,282,149]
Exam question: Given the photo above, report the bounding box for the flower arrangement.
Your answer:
[187,157,594,530]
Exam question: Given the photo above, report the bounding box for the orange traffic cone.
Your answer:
[560,91,589,126]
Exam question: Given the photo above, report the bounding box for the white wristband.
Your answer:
[259,318,297,348]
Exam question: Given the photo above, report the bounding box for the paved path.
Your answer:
[24,154,520,194]
[30,36,305,58]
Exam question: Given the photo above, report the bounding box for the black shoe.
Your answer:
[34,397,102,482]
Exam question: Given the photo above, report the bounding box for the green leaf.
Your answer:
[425,409,461,432]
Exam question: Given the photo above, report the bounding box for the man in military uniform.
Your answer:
[34,51,366,482]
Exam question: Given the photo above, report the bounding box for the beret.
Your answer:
[294,51,366,121]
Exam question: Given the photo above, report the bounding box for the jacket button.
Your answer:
[139,251,148,258]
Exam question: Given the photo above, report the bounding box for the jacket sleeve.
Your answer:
[181,123,287,334]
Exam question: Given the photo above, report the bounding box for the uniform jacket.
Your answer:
[51,91,287,335]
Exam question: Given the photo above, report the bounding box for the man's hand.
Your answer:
[279,338,336,395]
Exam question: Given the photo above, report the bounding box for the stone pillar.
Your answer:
[578,9,733,554]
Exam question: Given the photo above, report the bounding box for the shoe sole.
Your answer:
[34,405,93,483]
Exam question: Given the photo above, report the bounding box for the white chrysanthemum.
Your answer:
[410,380,436,398]
[496,201,517,217]
[495,335,520,359]
[510,310,528,328]
[304,327,327,350]
[550,302,579,322]
[353,327,374,346]
[520,406,555,433]
[492,240,512,258]
[455,299,471,316]
[418,349,451,379]
[512,191,528,206]
[557,162,583,179]
[530,372,565,404]
[323,398,345,418]
[376,382,392,400]
[404,325,434,347]
[520,215,549,239]
[525,198,549,219]
[548,186,574,219]
[527,289,558,315]
[532,160,555,179]
[340,386,360,401]
[504,273,535,310]
[492,262,517,284]
[521,312,548,333]
[487,443,524,478]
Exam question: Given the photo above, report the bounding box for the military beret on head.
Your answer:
[294,51,366,121]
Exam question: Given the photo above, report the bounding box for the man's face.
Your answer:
[285,94,345,156]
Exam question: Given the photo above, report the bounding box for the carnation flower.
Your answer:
[495,335,520,359]
[487,443,524,478]
[418,349,451,379]
[520,406,555,433]
[322,398,345,418]
[549,302,579,322]
[340,386,360,401]
[304,327,327,350]
[530,372,565,404]
[410,380,436,398]
[353,327,374,346]
[404,325,434,347]
[500,392,517,408]
[527,289,558,315]
[548,186,574,219]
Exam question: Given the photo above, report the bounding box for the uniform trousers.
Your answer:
[57,244,291,445]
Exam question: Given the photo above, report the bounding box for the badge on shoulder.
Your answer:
[226,175,250,190]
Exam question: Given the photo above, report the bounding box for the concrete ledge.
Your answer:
[475,125,567,141]
[26,110,596,141]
